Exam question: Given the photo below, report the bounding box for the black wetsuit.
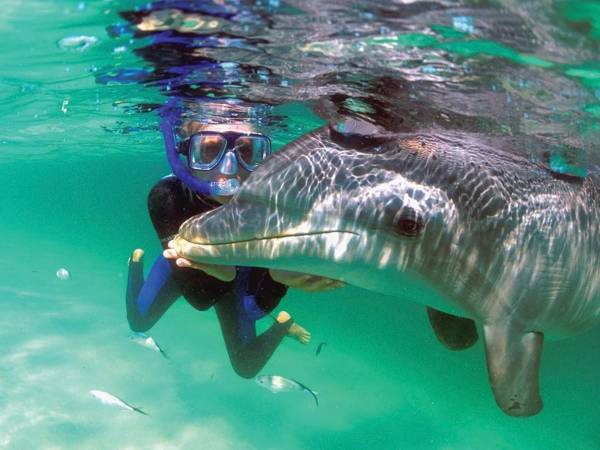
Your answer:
[126,175,291,378]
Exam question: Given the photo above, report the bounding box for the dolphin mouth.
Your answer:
[178,230,360,246]
[175,229,363,279]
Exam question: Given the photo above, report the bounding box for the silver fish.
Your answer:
[89,389,148,415]
[128,332,168,359]
[255,375,318,406]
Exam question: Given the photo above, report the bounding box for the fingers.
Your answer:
[269,269,344,291]
[163,248,236,281]
[163,247,196,268]
[164,243,195,268]
[315,279,345,291]
[176,258,194,268]
[176,258,210,272]
[287,274,317,290]
[163,248,178,260]
[163,249,197,269]
[163,246,195,269]
[295,276,345,292]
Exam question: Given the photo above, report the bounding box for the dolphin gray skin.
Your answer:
[172,119,600,417]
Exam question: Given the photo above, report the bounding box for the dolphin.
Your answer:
[171,118,600,417]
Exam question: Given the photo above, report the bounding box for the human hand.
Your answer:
[269,269,345,292]
[129,248,144,264]
[163,239,236,282]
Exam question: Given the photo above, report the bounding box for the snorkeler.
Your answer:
[126,105,341,378]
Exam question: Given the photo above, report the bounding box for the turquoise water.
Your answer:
[1,0,600,448]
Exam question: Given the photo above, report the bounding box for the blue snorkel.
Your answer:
[159,98,213,196]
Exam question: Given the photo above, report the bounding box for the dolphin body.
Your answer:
[172,120,600,416]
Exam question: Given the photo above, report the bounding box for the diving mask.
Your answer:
[182,131,271,172]
[160,100,271,197]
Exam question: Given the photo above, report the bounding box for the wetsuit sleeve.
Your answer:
[126,254,181,332]
[214,295,292,379]
[147,177,233,309]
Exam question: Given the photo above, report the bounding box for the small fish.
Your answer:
[128,332,168,359]
[315,341,327,356]
[56,268,71,280]
[89,390,148,415]
[255,375,319,407]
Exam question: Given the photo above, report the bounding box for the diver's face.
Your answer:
[186,122,255,204]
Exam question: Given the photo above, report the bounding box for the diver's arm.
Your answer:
[126,253,181,332]
[148,176,234,307]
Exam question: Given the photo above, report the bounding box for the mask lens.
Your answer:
[190,134,226,167]
[235,136,270,170]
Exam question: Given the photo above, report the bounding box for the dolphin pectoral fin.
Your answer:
[426,307,478,350]
[483,322,544,417]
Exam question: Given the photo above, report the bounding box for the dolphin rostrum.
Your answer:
[172,119,600,417]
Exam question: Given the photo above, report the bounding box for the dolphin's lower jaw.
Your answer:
[173,231,362,282]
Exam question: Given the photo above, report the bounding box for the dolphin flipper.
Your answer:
[426,307,478,350]
[483,322,543,417]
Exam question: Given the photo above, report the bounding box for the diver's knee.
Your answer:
[231,362,259,379]
[127,319,151,334]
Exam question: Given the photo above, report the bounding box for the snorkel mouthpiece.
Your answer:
[210,178,241,196]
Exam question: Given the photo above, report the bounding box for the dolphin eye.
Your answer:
[393,212,423,237]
